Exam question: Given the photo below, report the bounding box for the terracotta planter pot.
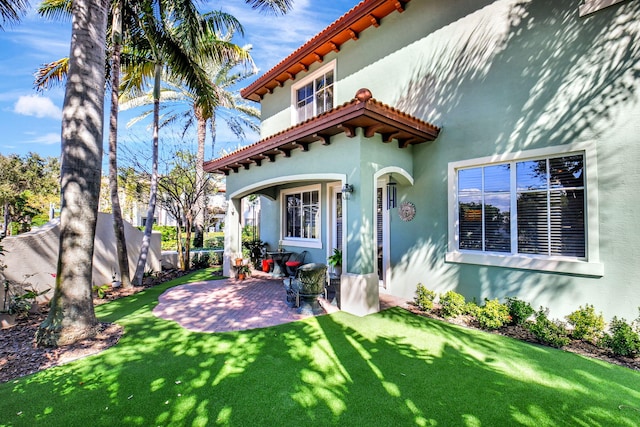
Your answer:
[237,273,246,280]
[235,258,243,267]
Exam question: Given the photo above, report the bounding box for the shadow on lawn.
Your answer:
[3,276,640,426]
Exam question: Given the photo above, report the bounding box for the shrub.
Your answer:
[92,284,110,299]
[506,297,534,326]
[601,316,640,357]
[414,284,436,312]
[566,304,605,342]
[464,300,480,317]
[477,299,511,330]
[191,252,212,269]
[204,237,223,249]
[527,308,570,348]
[440,290,466,318]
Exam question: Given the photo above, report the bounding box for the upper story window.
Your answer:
[292,61,335,124]
[447,143,603,277]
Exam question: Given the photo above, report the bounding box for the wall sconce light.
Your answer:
[387,175,397,210]
[342,183,354,200]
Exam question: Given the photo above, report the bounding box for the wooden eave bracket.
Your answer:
[340,124,357,138]
[393,1,407,12]
[294,141,311,151]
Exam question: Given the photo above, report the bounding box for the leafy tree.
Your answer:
[0,153,60,235]
[157,150,212,270]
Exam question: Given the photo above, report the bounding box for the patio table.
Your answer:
[266,251,292,278]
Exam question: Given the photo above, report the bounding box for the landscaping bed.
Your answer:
[0,268,189,384]
[405,303,640,371]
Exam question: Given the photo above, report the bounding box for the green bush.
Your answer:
[414,284,436,312]
[440,290,466,318]
[601,316,640,357]
[191,252,211,269]
[204,237,223,249]
[92,284,110,299]
[566,304,605,342]
[506,297,534,326]
[527,308,570,348]
[464,300,480,317]
[477,299,511,330]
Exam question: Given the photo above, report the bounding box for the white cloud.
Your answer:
[24,132,60,146]
[217,0,344,71]
[14,95,62,120]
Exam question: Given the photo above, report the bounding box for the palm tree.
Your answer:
[120,3,252,285]
[121,42,260,249]
[36,0,109,347]
[0,0,29,29]
[37,0,133,288]
[31,0,292,346]
[106,0,132,288]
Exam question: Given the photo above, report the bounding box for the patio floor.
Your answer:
[153,270,410,333]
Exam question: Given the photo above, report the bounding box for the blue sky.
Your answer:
[0,0,356,160]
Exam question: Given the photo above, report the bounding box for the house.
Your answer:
[204,0,640,319]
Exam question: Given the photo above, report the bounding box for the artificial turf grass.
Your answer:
[1,270,640,426]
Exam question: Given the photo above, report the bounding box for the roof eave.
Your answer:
[241,0,411,102]
[204,90,440,176]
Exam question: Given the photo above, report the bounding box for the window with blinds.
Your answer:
[457,154,585,258]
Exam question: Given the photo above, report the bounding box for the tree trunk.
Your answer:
[175,222,185,271]
[108,2,131,288]
[2,202,8,237]
[184,211,193,270]
[193,108,206,248]
[37,0,108,347]
[132,62,161,285]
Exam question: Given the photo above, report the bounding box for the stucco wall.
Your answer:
[1,213,161,304]
[229,0,640,321]
[357,0,640,321]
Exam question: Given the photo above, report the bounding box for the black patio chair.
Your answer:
[284,263,327,314]
[285,250,308,278]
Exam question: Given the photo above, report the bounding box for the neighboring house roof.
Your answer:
[204,89,440,175]
[241,0,412,102]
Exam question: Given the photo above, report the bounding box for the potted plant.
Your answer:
[327,248,343,276]
[236,264,251,280]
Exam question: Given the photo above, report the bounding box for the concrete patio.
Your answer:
[153,270,409,333]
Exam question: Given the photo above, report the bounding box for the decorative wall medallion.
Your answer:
[399,201,416,222]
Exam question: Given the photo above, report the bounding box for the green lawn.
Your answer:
[1,269,639,426]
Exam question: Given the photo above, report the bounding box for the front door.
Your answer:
[376,183,390,288]
[329,183,343,266]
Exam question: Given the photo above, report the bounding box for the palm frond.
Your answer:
[36,0,72,22]
[244,0,293,15]
[0,0,29,29]
[34,57,69,91]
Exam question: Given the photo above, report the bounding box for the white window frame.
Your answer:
[291,60,336,124]
[280,184,322,249]
[579,0,628,17]
[446,142,603,277]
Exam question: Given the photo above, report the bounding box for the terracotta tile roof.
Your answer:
[241,0,412,102]
[204,89,440,175]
